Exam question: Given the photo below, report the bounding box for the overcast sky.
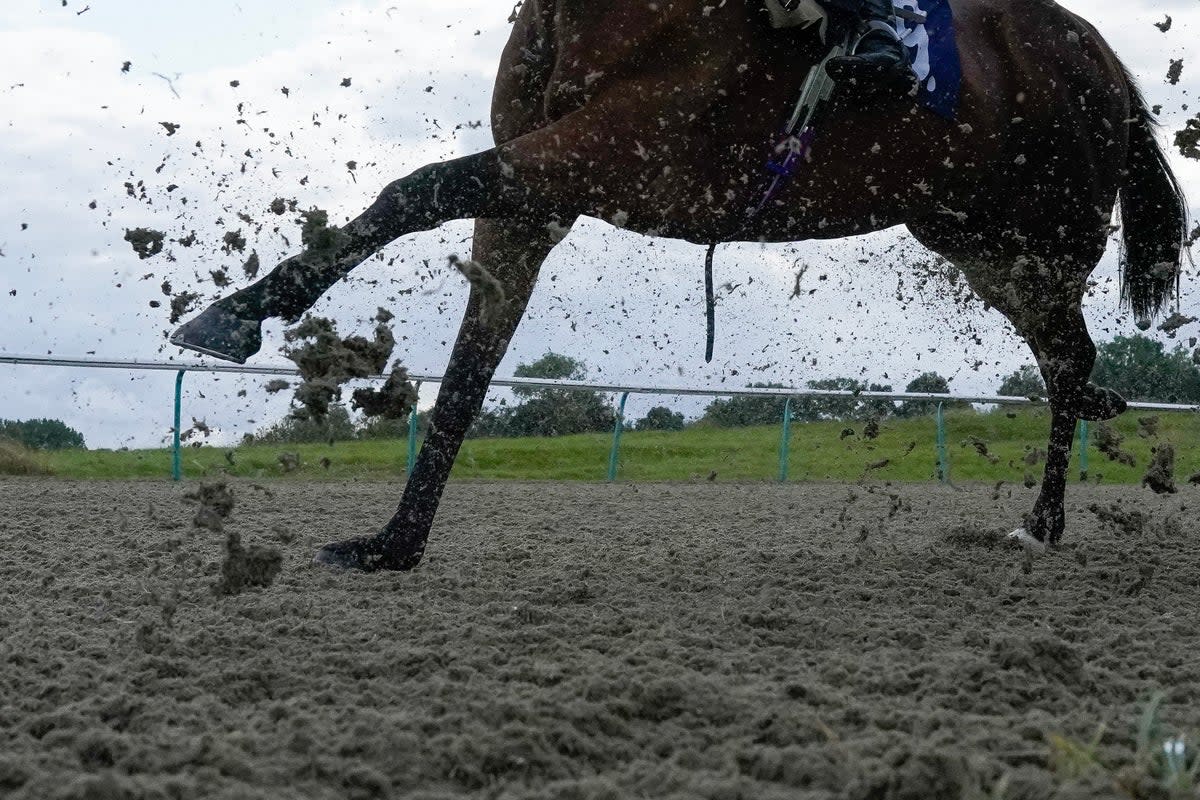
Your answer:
[1,0,1197,449]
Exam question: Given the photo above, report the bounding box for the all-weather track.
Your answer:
[1,478,1198,798]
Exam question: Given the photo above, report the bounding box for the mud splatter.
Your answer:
[281,316,396,421]
[963,436,999,464]
[242,251,259,278]
[298,208,346,252]
[221,230,246,255]
[123,227,164,260]
[213,530,282,596]
[1166,58,1184,86]
[183,481,234,531]
[1177,114,1200,160]
[1137,415,1160,439]
[277,452,300,473]
[1143,443,1177,494]
[168,291,200,324]
[351,361,418,420]
[1095,423,1136,467]
[1157,313,1195,338]
[450,255,506,324]
[264,379,290,394]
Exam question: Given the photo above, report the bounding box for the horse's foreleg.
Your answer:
[312,217,563,571]
[171,150,557,363]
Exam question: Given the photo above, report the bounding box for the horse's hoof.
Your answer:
[312,536,422,572]
[170,302,263,364]
[1075,385,1127,421]
[1006,527,1046,555]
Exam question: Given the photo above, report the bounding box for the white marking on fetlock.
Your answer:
[1006,528,1046,555]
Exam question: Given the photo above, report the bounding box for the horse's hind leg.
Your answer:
[1009,297,1126,545]
[312,217,564,571]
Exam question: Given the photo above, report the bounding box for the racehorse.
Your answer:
[172,0,1188,570]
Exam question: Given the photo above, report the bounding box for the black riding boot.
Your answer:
[824,0,915,92]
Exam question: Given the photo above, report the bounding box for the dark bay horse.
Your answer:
[173,0,1188,570]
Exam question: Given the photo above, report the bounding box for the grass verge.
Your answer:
[30,408,1200,483]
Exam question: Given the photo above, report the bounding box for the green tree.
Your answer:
[252,404,358,444]
[898,372,957,418]
[998,365,1045,398]
[636,406,685,431]
[701,383,789,427]
[793,378,895,421]
[0,418,85,450]
[502,353,616,437]
[1091,334,1200,404]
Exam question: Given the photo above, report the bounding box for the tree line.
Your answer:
[10,333,1197,448]
[250,333,1200,443]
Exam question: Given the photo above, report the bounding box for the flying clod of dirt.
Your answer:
[299,208,346,252]
[264,379,290,394]
[282,315,396,421]
[168,291,200,324]
[214,529,282,596]
[1143,443,1177,495]
[183,481,235,531]
[1178,114,1200,160]
[1167,58,1184,86]
[449,255,506,325]
[1095,423,1136,467]
[1158,312,1196,338]
[1137,415,1160,439]
[351,360,418,420]
[124,228,165,260]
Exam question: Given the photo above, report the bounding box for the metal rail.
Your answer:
[3,353,1197,483]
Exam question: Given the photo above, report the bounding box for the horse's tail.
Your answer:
[1118,65,1189,320]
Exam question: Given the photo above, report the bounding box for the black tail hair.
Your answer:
[1118,66,1189,320]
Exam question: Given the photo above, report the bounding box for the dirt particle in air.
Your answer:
[222,230,246,255]
[374,307,394,324]
[298,208,346,252]
[268,197,288,215]
[1167,59,1184,86]
[1095,423,1136,467]
[168,291,200,324]
[123,228,164,260]
[242,251,259,278]
[158,121,181,136]
[1143,443,1177,494]
[277,452,300,473]
[1155,15,1172,33]
[1176,114,1200,160]
[282,315,396,421]
[209,269,231,288]
[1157,312,1196,338]
[1136,416,1160,439]
[963,436,999,464]
[214,529,282,596]
[264,379,290,394]
[351,361,418,420]
[183,481,235,531]
[449,255,506,324]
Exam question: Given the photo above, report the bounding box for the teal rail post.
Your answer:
[406,381,422,474]
[778,397,794,482]
[607,392,630,482]
[172,369,186,482]
[935,401,949,484]
[1078,419,1089,481]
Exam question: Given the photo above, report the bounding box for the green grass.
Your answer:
[30,407,1200,483]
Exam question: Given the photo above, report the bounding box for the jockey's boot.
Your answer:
[824,0,916,93]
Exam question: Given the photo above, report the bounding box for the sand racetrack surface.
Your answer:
[1,478,1199,799]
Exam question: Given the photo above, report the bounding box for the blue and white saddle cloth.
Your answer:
[765,0,962,119]
[892,0,961,119]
